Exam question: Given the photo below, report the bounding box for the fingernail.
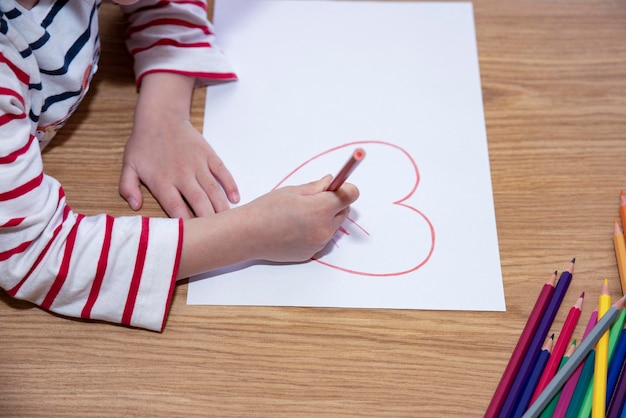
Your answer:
[128,198,139,210]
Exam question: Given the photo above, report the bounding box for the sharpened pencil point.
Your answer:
[580,291,585,298]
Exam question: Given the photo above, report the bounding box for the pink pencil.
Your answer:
[530,292,585,405]
[552,308,598,417]
[326,148,366,192]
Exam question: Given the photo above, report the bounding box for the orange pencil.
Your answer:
[619,190,626,232]
[614,218,626,295]
[326,148,366,192]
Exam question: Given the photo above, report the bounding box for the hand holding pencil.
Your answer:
[326,148,366,192]
[177,174,360,278]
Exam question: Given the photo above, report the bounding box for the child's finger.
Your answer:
[119,164,143,211]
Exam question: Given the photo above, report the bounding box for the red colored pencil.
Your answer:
[552,309,598,418]
[485,271,558,418]
[530,292,585,404]
[326,148,366,192]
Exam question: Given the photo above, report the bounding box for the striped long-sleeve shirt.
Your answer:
[0,0,236,331]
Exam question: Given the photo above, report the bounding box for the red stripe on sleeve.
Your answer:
[0,52,31,85]
[81,215,114,319]
[41,214,85,310]
[0,135,35,165]
[129,39,212,55]
[0,87,26,107]
[126,18,211,36]
[0,172,44,201]
[123,1,206,18]
[0,217,25,228]
[0,240,33,262]
[7,190,70,296]
[121,217,150,326]
[136,69,237,89]
[160,218,183,331]
[0,111,26,127]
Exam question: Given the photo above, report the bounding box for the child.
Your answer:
[0,0,359,331]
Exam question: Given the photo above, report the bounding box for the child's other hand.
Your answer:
[119,73,240,219]
[120,118,239,218]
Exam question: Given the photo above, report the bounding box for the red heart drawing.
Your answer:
[273,140,435,277]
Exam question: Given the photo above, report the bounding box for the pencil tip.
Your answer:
[571,257,576,263]
[580,291,585,298]
[550,333,555,339]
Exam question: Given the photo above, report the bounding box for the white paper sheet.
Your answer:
[187,0,505,311]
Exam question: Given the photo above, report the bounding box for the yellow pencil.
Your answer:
[592,279,611,418]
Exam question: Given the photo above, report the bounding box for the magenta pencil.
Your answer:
[552,309,598,418]
[485,271,558,418]
[326,148,365,192]
[531,292,584,404]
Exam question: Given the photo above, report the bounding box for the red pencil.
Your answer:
[530,292,584,404]
[326,148,366,192]
[485,271,558,418]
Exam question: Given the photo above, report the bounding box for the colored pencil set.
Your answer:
[485,191,626,418]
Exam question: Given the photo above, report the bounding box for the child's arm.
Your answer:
[117,1,238,218]
[0,39,181,332]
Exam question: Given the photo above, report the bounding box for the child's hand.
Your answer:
[119,73,240,219]
[177,176,360,279]
[239,175,360,262]
[120,117,239,218]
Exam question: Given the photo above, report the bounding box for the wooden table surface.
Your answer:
[3,1,626,416]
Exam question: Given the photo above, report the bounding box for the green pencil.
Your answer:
[577,380,593,417]
[564,350,595,418]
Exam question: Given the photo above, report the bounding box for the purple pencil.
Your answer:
[607,342,626,417]
[498,259,575,418]
[552,309,599,418]
[606,328,626,418]
[606,322,626,410]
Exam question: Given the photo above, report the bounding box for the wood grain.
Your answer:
[3,1,626,416]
